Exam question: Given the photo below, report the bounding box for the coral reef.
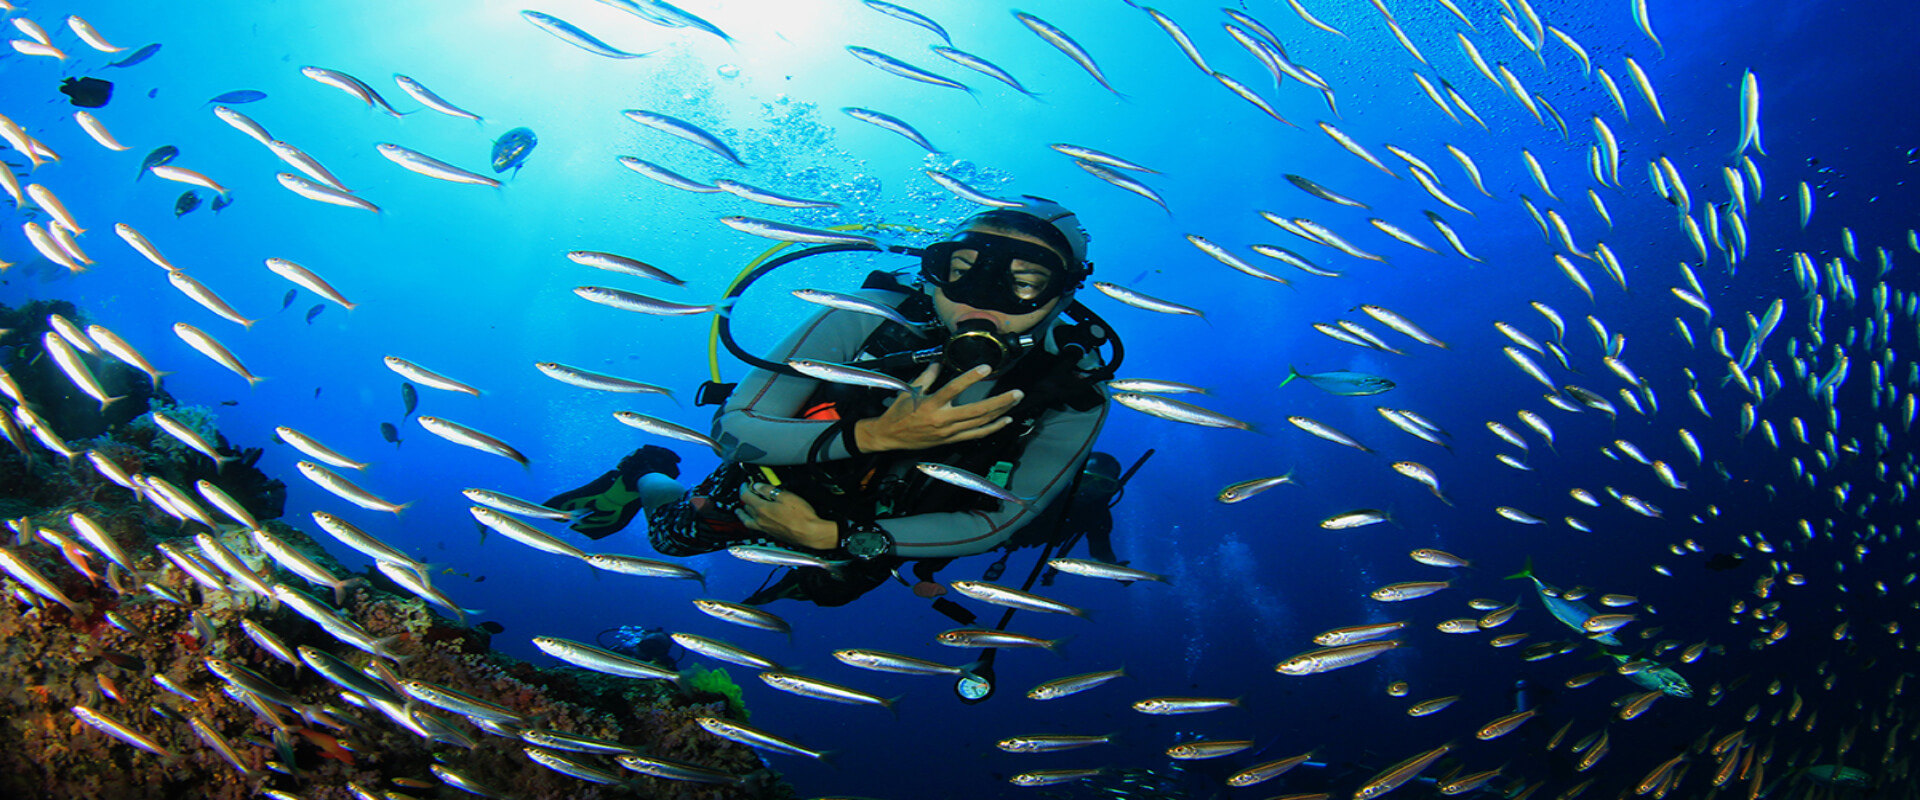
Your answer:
[0,299,154,440]
[0,300,792,800]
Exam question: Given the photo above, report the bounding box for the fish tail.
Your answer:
[1047,634,1075,660]
[1278,367,1300,390]
[1502,557,1534,581]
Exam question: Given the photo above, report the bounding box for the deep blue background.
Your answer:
[3,0,1918,797]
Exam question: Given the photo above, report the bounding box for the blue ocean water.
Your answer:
[4,0,1918,797]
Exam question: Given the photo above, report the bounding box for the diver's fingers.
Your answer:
[908,362,941,394]
[927,363,991,404]
[946,388,1023,424]
[944,415,1013,444]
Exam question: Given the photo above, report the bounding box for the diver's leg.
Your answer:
[639,473,684,513]
[545,445,682,539]
[646,464,756,557]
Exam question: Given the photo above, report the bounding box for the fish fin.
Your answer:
[1278,366,1300,389]
[1047,634,1075,660]
[1503,557,1534,581]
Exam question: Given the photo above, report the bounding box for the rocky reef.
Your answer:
[0,301,791,800]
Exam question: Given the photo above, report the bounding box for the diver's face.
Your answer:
[933,226,1065,334]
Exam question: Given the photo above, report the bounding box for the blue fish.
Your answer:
[492,127,537,175]
[1279,366,1396,397]
[1606,652,1692,697]
[138,145,178,181]
[1503,558,1623,646]
[208,90,266,104]
[107,43,161,68]
[305,304,325,324]
[282,290,297,310]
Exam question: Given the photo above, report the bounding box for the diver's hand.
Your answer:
[736,482,838,550]
[853,364,1020,452]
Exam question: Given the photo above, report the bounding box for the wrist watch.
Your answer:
[840,521,893,561]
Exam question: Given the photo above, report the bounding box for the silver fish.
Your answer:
[521,10,651,58]
[534,636,682,682]
[377,143,499,187]
[297,461,409,515]
[535,362,675,397]
[616,156,718,193]
[1052,143,1155,173]
[834,649,976,676]
[1093,282,1204,318]
[622,109,742,165]
[299,66,410,116]
[1113,392,1254,431]
[1076,161,1171,213]
[846,46,970,93]
[787,359,913,394]
[174,323,262,387]
[276,172,380,213]
[916,462,1029,505]
[719,216,877,246]
[864,0,950,43]
[714,179,837,209]
[672,633,782,671]
[932,46,1037,97]
[574,286,718,316]
[469,506,586,559]
[613,411,718,450]
[385,356,481,395]
[842,107,939,152]
[792,288,916,329]
[1015,11,1121,95]
[924,169,1019,207]
[417,416,529,467]
[392,74,481,121]
[697,717,829,759]
[567,250,685,286]
[1288,415,1372,454]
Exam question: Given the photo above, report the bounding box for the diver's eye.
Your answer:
[947,251,978,283]
[1010,264,1051,300]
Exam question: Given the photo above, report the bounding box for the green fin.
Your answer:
[1502,556,1534,581]
[1278,366,1301,390]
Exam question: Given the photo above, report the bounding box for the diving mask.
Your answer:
[920,231,1078,315]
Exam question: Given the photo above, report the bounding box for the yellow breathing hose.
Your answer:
[703,222,936,487]
[705,222,935,383]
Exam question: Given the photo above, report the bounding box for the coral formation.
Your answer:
[0,301,791,800]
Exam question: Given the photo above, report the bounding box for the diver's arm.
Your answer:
[877,394,1109,559]
[714,304,885,465]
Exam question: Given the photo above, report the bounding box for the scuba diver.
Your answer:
[547,197,1119,607]
[596,626,680,669]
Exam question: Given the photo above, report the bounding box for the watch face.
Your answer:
[846,530,889,559]
[956,672,992,701]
